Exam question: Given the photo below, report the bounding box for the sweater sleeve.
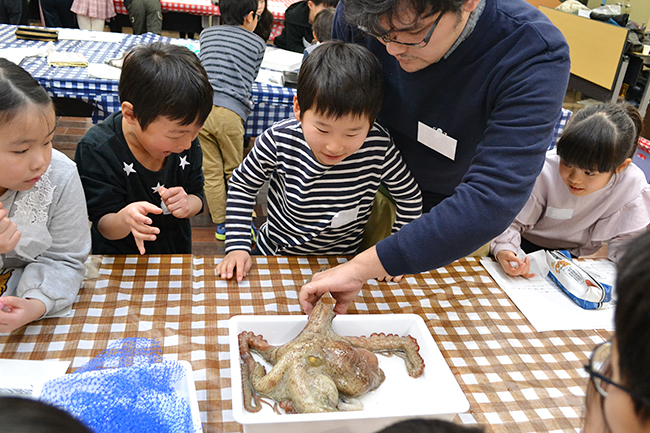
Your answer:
[376,45,570,275]
[17,163,91,317]
[489,192,543,259]
[592,185,650,263]
[381,139,422,232]
[225,129,277,252]
[183,139,206,212]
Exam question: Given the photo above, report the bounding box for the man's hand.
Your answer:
[0,202,20,255]
[117,201,162,255]
[496,250,536,278]
[216,250,253,281]
[0,297,46,333]
[158,186,192,219]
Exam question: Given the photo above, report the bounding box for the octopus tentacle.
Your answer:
[344,333,425,378]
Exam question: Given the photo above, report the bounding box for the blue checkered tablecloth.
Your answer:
[0,24,295,137]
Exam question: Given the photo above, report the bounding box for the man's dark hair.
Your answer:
[376,418,485,433]
[0,397,93,433]
[119,42,213,131]
[614,230,650,421]
[344,0,466,36]
[313,7,335,42]
[313,0,339,7]
[297,40,383,124]
[221,0,258,26]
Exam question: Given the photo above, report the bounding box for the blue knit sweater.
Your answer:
[333,0,570,275]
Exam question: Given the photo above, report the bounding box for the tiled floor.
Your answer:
[53,116,267,255]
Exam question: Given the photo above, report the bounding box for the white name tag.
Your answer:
[545,206,573,220]
[417,121,458,161]
[331,206,360,228]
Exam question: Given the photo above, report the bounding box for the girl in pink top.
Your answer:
[491,102,650,278]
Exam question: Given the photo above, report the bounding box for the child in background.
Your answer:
[0,58,90,333]
[217,41,422,281]
[71,0,115,31]
[253,0,274,42]
[75,43,213,255]
[491,102,650,278]
[199,0,266,241]
[274,0,339,53]
[123,0,162,35]
[303,7,335,59]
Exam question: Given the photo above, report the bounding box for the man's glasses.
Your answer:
[371,12,443,48]
[584,340,650,406]
[245,11,261,20]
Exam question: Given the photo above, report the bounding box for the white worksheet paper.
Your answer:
[0,359,70,397]
[480,250,616,332]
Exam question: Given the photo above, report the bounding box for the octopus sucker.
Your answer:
[239,300,425,414]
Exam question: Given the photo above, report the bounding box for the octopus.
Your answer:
[239,300,425,414]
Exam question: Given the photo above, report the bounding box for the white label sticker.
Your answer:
[417,121,458,160]
[331,206,360,228]
[545,206,573,220]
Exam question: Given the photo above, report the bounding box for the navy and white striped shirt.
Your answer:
[225,118,422,255]
[199,25,266,121]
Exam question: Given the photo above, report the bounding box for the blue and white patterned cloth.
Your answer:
[549,107,573,150]
[0,24,296,136]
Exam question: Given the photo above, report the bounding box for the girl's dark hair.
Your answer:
[253,0,274,41]
[297,40,383,123]
[556,102,642,173]
[344,0,466,36]
[0,396,93,433]
[376,418,484,433]
[614,230,650,421]
[119,42,213,131]
[0,58,53,126]
[220,0,257,26]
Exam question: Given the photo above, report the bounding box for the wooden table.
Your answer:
[0,255,611,432]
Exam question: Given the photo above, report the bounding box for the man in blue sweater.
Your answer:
[300,0,571,314]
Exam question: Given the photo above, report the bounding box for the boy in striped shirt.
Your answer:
[198,0,266,241]
[217,41,422,281]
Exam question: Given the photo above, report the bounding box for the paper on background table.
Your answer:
[261,46,303,72]
[0,44,53,65]
[0,359,70,397]
[88,63,121,80]
[480,250,616,332]
[58,28,126,43]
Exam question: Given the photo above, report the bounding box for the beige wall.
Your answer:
[586,0,650,26]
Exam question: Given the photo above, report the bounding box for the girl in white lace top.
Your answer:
[0,59,91,333]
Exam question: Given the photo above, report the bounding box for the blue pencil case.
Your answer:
[545,250,612,310]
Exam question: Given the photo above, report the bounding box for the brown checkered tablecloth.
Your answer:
[0,255,612,432]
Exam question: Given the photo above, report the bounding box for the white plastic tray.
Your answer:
[229,313,469,433]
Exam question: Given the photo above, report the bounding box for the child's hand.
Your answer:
[377,274,404,282]
[119,201,162,255]
[496,250,536,278]
[0,296,46,333]
[217,250,253,281]
[0,202,20,254]
[158,186,191,219]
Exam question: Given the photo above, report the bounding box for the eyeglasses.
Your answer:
[373,12,443,48]
[245,11,261,20]
[584,340,650,406]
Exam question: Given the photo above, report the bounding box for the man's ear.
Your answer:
[243,10,255,26]
[462,0,481,13]
[121,101,137,125]
[307,0,315,11]
[293,95,301,121]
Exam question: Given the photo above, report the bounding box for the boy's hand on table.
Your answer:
[0,203,20,254]
[217,250,252,281]
[377,274,404,283]
[0,296,46,333]
[158,186,192,219]
[496,250,536,278]
[119,201,162,255]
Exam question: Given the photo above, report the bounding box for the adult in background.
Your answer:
[300,0,571,314]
